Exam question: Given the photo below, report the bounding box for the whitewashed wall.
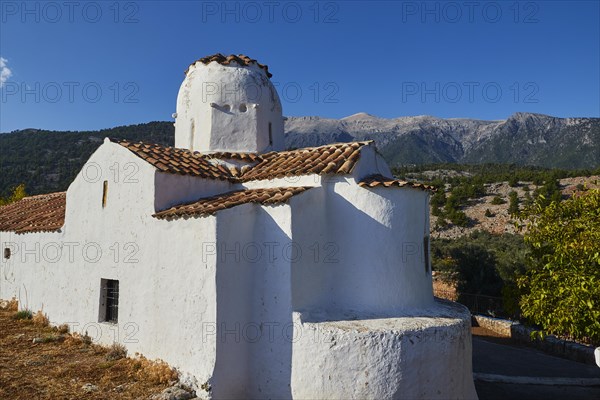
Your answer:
[291,301,478,399]
[211,202,295,398]
[174,62,285,154]
[0,141,221,388]
[291,176,433,315]
[0,140,476,399]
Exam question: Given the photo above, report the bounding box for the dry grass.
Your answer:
[432,276,458,301]
[0,298,19,311]
[127,354,179,385]
[106,343,128,361]
[32,311,50,327]
[0,307,174,399]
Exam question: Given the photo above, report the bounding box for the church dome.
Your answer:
[174,54,284,154]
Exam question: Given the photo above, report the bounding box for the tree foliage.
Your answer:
[508,191,520,215]
[518,189,600,344]
[0,122,174,198]
[432,231,529,295]
[0,184,27,206]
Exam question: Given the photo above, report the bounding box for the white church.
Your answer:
[0,54,477,399]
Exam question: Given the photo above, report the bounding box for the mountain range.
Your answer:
[285,112,600,168]
[1,112,598,197]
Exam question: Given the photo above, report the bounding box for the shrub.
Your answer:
[0,298,18,311]
[32,311,50,326]
[433,243,502,296]
[106,343,128,361]
[128,354,178,384]
[13,309,33,320]
[34,334,62,343]
[508,191,520,215]
[432,231,529,298]
[447,210,469,227]
[518,189,600,344]
[430,190,446,208]
[491,195,506,205]
[0,184,27,206]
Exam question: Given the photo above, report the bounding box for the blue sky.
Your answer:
[1,0,599,132]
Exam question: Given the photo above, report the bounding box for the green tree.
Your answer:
[0,184,27,206]
[518,189,600,344]
[491,195,506,205]
[508,191,520,215]
[447,210,469,227]
[430,190,446,209]
[432,241,503,296]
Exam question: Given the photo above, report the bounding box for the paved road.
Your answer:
[472,335,600,400]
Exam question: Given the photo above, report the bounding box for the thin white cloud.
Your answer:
[0,57,13,88]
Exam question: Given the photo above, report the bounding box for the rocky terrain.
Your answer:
[286,112,600,169]
[430,175,600,239]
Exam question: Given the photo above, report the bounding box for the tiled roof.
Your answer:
[239,142,371,181]
[154,187,311,219]
[115,140,233,180]
[358,175,435,191]
[115,140,373,183]
[206,151,262,162]
[185,53,272,78]
[0,192,66,234]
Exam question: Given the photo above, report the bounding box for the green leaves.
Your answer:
[519,189,600,345]
[0,184,27,206]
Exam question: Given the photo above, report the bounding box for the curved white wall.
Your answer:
[174,62,284,153]
[291,177,433,316]
[291,301,478,399]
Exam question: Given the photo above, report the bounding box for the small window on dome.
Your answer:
[268,122,273,146]
[239,104,247,113]
[222,104,231,112]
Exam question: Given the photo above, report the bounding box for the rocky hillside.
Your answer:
[429,175,600,239]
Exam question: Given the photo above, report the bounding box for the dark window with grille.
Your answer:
[99,279,119,323]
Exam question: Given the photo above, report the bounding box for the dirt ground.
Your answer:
[0,307,174,400]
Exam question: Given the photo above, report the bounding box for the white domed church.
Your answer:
[0,54,477,399]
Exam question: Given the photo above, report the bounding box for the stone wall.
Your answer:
[473,315,598,366]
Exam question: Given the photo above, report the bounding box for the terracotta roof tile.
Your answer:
[358,174,435,192]
[115,140,373,183]
[206,152,263,162]
[0,192,66,234]
[185,53,272,78]
[239,141,372,181]
[115,140,234,180]
[154,187,311,219]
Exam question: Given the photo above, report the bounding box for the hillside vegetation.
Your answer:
[0,122,173,198]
